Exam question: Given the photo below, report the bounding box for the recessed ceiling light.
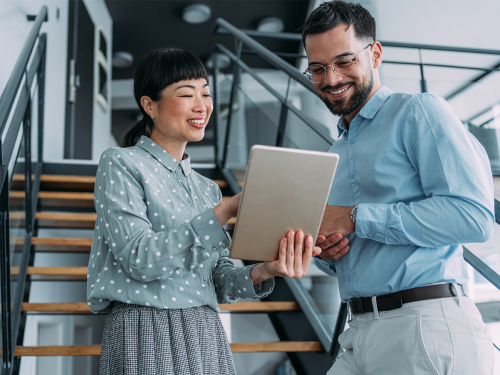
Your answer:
[183,4,211,24]
[112,51,134,68]
[257,17,284,33]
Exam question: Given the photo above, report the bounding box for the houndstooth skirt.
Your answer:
[99,302,237,375]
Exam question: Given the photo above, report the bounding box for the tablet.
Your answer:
[229,145,339,262]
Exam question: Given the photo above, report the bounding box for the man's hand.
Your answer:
[319,205,355,238]
[316,234,350,260]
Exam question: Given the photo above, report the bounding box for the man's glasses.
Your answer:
[303,43,373,83]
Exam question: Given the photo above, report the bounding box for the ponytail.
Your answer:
[121,114,153,147]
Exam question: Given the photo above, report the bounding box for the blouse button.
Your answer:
[211,247,217,252]
[187,198,192,203]
[221,242,226,247]
[203,276,207,281]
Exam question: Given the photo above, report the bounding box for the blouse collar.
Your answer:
[135,135,192,176]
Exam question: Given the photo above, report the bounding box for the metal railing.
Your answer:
[211,17,500,359]
[0,6,46,373]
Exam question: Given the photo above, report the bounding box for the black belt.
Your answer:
[349,283,465,315]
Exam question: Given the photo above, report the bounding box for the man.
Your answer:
[302,1,495,374]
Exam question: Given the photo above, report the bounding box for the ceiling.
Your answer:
[106,0,310,80]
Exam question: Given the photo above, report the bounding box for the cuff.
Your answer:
[313,256,337,276]
[191,209,229,252]
[236,264,275,299]
[355,203,388,243]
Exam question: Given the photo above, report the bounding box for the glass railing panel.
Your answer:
[225,72,281,178]
[443,73,500,121]
[287,80,339,142]
[212,71,233,164]
[253,69,293,99]
[9,134,27,311]
[283,109,332,152]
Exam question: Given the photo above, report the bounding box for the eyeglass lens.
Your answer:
[306,56,354,83]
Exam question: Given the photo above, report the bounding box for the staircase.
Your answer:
[10,172,326,373]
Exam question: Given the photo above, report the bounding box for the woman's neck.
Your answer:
[149,132,186,161]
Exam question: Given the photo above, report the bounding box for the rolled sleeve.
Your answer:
[355,203,388,243]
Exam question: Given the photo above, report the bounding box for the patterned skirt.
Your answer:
[99,302,237,375]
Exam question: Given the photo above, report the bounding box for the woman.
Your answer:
[87,47,321,375]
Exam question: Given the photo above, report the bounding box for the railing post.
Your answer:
[276,76,291,147]
[0,180,13,371]
[329,302,348,359]
[222,39,243,169]
[37,33,46,163]
[419,49,427,93]
[212,51,221,169]
[23,103,32,234]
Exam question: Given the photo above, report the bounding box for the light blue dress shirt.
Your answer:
[313,86,495,302]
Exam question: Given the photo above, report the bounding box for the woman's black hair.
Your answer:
[121,47,209,147]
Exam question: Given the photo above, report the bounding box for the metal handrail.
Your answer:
[214,18,316,95]
[0,6,46,372]
[0,6,47,141]
[215,26,500,56]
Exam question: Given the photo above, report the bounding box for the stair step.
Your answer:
[11,237,93,252]
[12,174,228,191]
[10,191,95,208]
[10,192,231,208]
[21,301,299,313]
[14,341,322,356]
[10,212,236,229]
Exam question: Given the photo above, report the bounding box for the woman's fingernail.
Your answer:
[341,238,349,245]
[307,236,312,245]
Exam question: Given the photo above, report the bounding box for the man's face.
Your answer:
[305,24,374,117]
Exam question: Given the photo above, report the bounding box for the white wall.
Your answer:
[0,0,69,161]
[82,0,115,159]
[0,0,114,162]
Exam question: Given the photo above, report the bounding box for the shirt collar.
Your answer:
[135,135,192,175]
[336,86,393,137]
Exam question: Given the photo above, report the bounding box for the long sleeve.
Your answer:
[355,94,495,247]
[93,149,228,282]
[210,188,274,303]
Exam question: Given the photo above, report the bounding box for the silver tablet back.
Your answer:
[229,145,339,262]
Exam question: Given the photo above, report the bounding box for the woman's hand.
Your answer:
[213,193,241,227]
[250,230,321,285]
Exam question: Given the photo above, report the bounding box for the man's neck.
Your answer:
[344,83,382,129]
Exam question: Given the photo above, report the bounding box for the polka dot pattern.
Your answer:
[87,135,274,314]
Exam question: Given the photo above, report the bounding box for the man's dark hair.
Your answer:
[301,1,376,48]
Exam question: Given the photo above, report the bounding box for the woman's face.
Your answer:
[148,78,212,145]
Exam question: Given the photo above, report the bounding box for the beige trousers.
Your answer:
[327,296,494,375]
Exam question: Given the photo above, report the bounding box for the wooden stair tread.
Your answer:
[11,267,88,276]
[21,301,299,313]
[12,174,228,190]
[10,212,236,228]
[11,237,93,253]
[14,341,322,356]
[11,191,230,207]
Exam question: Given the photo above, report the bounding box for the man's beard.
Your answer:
[319,68,374,117]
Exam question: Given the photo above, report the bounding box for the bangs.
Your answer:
[151,48,208,94]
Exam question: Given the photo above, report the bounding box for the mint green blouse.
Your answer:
[87,135,274,313]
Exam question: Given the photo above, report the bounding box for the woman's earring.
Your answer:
[151,115,154,120]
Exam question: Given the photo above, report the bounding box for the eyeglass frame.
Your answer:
[303,43,373,83]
